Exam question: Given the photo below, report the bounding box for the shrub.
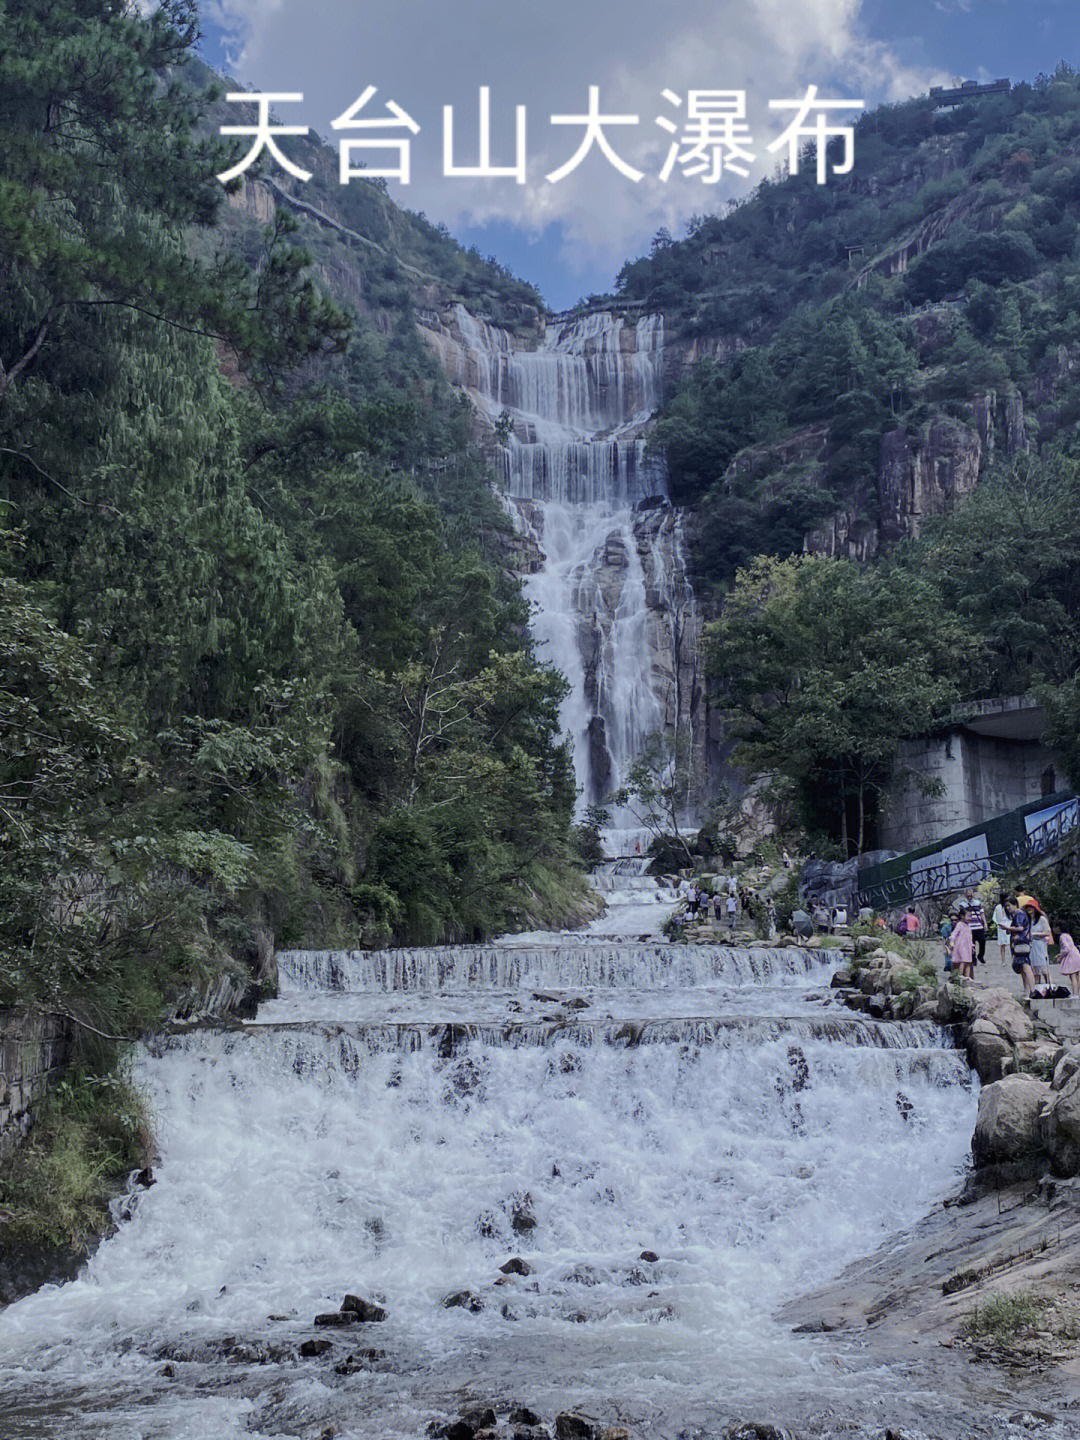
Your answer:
[965,1291,1046,1341]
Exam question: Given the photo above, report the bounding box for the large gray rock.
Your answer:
[1053,1042,1080,1092]
[966,1024,1013,1085]
[972,1075,1051,1167]
[801,852,898,912]
[1043,1070,1080,1176]
[970,987,1034,1044]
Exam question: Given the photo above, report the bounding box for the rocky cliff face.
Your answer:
[877,415,983,546]
[723,384,1033,564]
[0,1010,73,1151]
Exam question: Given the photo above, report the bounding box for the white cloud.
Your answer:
[207,0,946,283]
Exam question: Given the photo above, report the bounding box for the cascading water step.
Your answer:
[153,1013,971,1059]
[0,863,990,1440]
[275,943,844,995]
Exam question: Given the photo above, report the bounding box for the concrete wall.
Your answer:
[0,1009,73,1151]
[879,729,1061,852]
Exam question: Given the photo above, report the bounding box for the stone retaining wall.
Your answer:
[0,1009,74,1150]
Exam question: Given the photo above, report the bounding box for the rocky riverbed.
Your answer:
[783,939,1080,1406]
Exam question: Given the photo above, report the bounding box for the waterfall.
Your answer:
[0,860,983,1440]
[425,305,700,833]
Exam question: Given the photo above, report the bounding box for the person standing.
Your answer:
[1057,928,1080,996]
[961,889,988,965]
[948,910,974,980]
[726,892,738,933]
[1008,900,1035,997]
[991,892,1012,965]
[1026,897,1053,987]
[940,910,955,971]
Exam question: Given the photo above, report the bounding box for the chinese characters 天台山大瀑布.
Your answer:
[216,86,864,188]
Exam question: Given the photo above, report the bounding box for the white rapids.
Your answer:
[0,859,1016,1440]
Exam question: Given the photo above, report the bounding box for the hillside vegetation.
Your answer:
[0,0,590,1081]
[614,65,1080,851]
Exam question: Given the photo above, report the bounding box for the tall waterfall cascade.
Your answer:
[0,859,988,1439]
[422,304,703,835]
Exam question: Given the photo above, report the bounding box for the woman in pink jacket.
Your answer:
[948,911,974,980]
[1058,928,1080,996]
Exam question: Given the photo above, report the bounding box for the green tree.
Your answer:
[708,554,968,853]
[908,454,1080,692]
[608,731,699,862]
[0,0,346,406]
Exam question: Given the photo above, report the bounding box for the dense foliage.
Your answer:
[709,449,1080,849]
[625,66,1080,604]
[631,63,1080,850]
[0,0,586,1059]
[707,555,968,851]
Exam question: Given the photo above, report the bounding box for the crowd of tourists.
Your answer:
[680,876,778,938]
[939,888,1080,997]
[674,864,1079,1003]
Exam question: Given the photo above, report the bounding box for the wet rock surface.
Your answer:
[973,1075,1053,1166]
[0,1232,97,1308]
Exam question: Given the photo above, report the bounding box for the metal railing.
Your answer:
[858,801,1079,910]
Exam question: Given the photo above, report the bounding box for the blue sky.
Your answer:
[201,1,1075,308]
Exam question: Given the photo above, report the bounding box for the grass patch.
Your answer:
[0,1066,151,1251]
[964,1290,1047,1341]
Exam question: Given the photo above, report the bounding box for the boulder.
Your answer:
[554,1418,597,1440]
[460,1408,497,1432]
[500,1257,533,1276]
[1043,1069,1080,1175]
[972,1075,1051,1167]
[1053,1042,1080,1092]
[339,1294,386,1321]
[509,1408,543,1427]
[510,1200,537,1234]
[299,1338,333,1357]
[1013,1040,1063,1078]
[971,988,1034,1044]
[442,1290,484,1312]
[966,1027,1013,1084]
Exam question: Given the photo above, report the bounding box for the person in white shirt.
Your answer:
[991,892,1012,965]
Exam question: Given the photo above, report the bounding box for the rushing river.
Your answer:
[4,862,1046,1439]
